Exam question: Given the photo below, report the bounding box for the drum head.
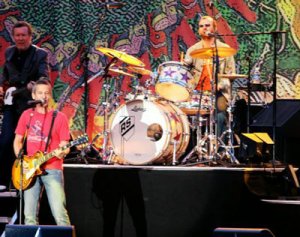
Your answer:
[156,83,190,102]
[156,61,193,102]
[109,100,170,165]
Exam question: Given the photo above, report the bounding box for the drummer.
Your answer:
[184,15,236,137]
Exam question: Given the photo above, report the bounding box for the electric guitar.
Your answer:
[11,134,88,190]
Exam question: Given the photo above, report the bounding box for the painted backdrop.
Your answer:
[1,0,300,144]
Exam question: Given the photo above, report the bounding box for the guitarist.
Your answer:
[0,21,49,189]
[13,79,71,225]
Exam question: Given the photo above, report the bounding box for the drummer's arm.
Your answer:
[218,55,236,91]
[184,50,193,66]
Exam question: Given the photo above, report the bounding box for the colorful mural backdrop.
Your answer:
[1,0,300,145]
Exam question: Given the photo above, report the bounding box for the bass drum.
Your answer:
[109,99,190,165]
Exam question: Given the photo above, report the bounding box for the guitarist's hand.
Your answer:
[0,86,3,97]
[21,160,30,173]
[53,149,67,159]
[27,81,36,91]
[53,141,70,159]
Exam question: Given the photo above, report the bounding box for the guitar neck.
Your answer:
[36,143,72,167]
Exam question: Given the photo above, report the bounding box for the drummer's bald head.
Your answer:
[199,16,217,30]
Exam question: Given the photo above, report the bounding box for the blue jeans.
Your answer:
[217,111,227,137]
[24,169,70,225]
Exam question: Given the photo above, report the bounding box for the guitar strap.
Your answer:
[17,109,34,159]
[44,110,58,153]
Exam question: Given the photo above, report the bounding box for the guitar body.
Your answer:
[11,134,88,190]
[4,87,16,105]
[11,151,44,190]
[4,86,28,105]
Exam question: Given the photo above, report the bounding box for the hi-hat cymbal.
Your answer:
[190,47,236,59]
[218,74,248,80]
[109,68,134,77]
[127,66,152,75]
[97,47,145,67]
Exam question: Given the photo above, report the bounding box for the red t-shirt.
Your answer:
[15,108,70,170]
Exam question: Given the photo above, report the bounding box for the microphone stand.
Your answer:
[17,147,25,225]
[17,110,34,225]
[207,0,221,161]
[237,30,286,165]
[271,31,279,166]
[67,2,109,163]
[211,36,220,162]
[100,57,118,163]
[246,55,252,133]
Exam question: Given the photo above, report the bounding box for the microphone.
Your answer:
[105,1,125,9]
[205,31,217,37]
[27,99,45,106]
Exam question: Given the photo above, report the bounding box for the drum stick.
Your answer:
[180,52,184,63]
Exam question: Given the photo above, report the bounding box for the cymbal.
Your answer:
[97,47,145,67]
[190,47,236,59]
[218,74,248,80]
[127,66,152,75]
[109,68,134,77]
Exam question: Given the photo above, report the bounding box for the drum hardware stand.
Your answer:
[219,81,240,164]
[181,87,212,165]
[172,140,178,165]
[100,57,119,163]
[181,116,210,165]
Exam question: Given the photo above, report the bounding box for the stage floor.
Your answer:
[48,163,300,237]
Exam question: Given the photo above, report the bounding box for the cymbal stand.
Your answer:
[219,82,240,164]
[100,57,118,163]
[128,73,155,102]
[202,61,218,162]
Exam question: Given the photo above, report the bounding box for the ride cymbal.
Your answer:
[190,47,236,59]
[127,66,152,75]
[97,47,145,67]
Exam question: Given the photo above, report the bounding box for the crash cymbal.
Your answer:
[190,47,236,59]
[218,74,248,80]
[97,47,145,67]
[109,68,134,77]
[127,66,152,75]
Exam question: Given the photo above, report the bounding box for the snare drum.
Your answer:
[109,99,190,165]
[177,91,212,116]
[155,61,194,102]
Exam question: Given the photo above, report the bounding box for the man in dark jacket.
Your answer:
[0,21,49,189]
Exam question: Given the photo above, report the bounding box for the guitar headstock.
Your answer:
[71,134,89,147]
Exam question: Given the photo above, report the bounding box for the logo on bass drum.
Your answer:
[119,116,134,141]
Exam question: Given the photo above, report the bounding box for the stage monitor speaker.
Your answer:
[213,227,275,237]
[5,224,76,237]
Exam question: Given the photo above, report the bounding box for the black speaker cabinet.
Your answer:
[5,224,75,237]
[251,100,300,164]
[213,227,275,237]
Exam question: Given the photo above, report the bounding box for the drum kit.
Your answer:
[91,46,248,166]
